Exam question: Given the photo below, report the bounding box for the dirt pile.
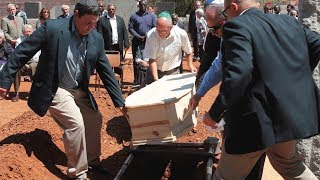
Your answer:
[0,61,225,179]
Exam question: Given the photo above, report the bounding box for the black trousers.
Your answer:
[190,33,198,58]
[132,39,146,84]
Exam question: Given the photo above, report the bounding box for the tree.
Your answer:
[159,0,200,16]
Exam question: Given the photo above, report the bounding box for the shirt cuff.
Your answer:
[208,95,227,123]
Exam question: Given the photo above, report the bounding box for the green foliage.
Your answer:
[151,0,289,16]
[157,0,200,16]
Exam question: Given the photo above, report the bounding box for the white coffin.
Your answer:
[125,73,197,146]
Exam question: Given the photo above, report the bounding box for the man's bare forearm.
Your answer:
[149,59,158,81]
[185,53,197,72]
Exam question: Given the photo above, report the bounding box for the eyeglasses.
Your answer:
[222,5,231,17]
[208,20,225,33]
[108,8,115,11]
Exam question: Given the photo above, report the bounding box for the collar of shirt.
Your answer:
[240,8,250,15]
[107,14,116,20]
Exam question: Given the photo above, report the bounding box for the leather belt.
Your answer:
[157,67,179,75]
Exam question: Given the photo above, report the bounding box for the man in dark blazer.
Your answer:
[0,0,125,179]
[188,1,202,61]
[200,0,320,179]
[97,3,129,61]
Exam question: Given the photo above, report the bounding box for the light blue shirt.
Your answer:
[197,40,223,97]
[59,19,88,89]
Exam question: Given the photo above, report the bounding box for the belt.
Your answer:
[157,67,179,75]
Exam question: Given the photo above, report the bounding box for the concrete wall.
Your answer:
[0,0,138,21]
[0,0,73,19]
[296,0,320,178]
[0,0,138,36]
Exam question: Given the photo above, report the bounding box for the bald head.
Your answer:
[156,17,173,39]
[205,4,225,37]
[205,4,224,22]
[157,17,172,27]
[223,0,259,19]
[224,0,257,7]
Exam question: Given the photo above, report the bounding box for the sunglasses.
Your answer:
[208,20,225,33]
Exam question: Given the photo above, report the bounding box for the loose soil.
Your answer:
[0,60,281,180]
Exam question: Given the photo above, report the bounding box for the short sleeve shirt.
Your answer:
[143,25,192,71]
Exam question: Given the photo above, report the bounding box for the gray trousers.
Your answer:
[214,140,318,180]
[13,62,38,94]
[49,87,102,178]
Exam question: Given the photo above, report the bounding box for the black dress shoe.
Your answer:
[11,95,19,102]
[88,164,111,175]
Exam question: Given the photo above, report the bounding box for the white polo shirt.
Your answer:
[144,25,192,71]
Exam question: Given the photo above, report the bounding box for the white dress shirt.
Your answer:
[107,14,118,45]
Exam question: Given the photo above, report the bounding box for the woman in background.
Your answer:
[36,8,50,29]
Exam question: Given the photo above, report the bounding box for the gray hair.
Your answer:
[195,8,204,16]
[205,3,225,21]
[23,24,33,32]
[107,4,116,9]
[61,4,70,10]
[7,4,16,10]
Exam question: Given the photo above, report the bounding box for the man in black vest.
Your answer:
[188,1,202,61]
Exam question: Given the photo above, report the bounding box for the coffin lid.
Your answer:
[125,73,196,108]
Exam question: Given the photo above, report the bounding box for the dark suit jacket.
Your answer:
[0,17,124,117]
[209,8,320,154]
[188,10,197,37]
[97,15,129,52]
[197,34,221,80]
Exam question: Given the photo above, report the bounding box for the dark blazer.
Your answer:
[209,8,320,154]
[0,17,124,117]
[188,10,197,37]
[197,34,221,80]
[97,15,129,52]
